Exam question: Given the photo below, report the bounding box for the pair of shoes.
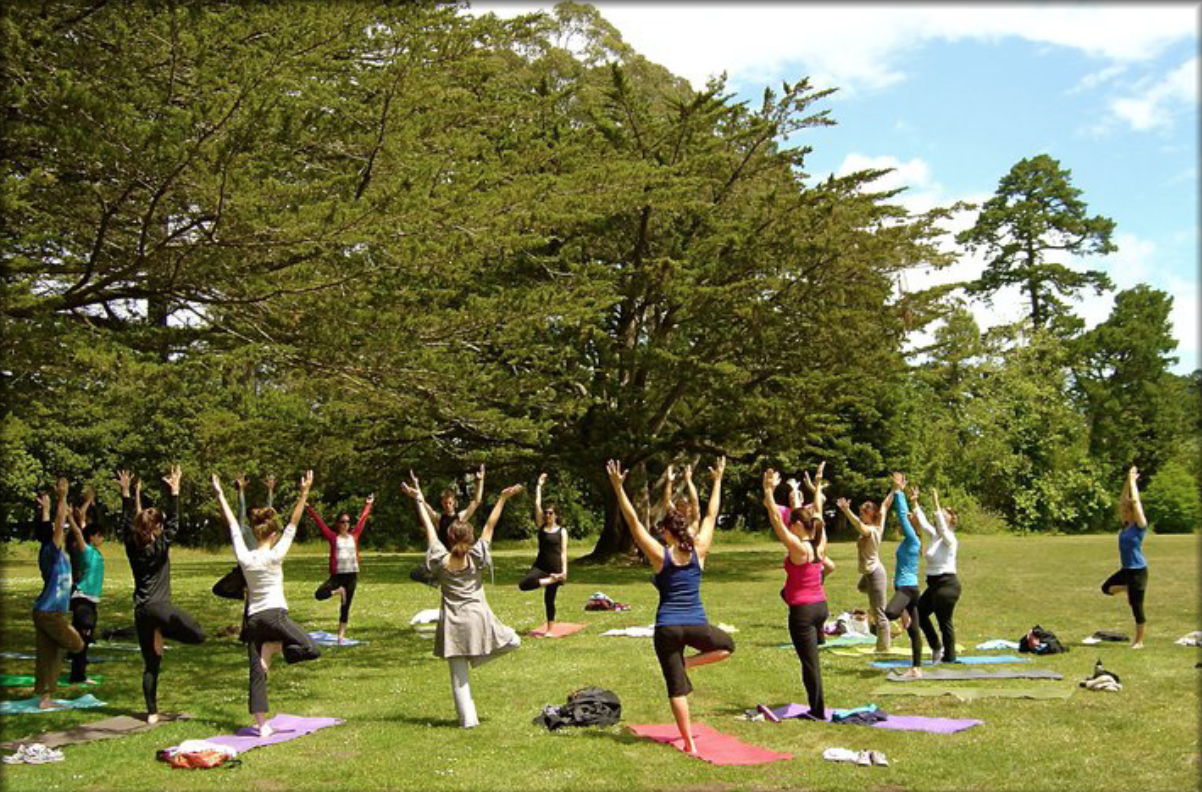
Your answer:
[3,743,65,764]
[856,750,872,766]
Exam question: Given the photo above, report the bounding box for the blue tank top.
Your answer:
[34,541,73,613]
[1119,523,1146,569]
[654,548,707,626]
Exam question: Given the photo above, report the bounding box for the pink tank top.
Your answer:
[782,553,825,606]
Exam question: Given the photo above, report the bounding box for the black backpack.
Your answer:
[1019,625,1068,655]
[533,687,622,730]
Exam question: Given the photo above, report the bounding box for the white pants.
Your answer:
[448,635,521,728]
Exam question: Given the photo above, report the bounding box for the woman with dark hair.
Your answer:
[763,466,829,720]
[518,472,568,632]
[66,487,104,685]
[912,486,960,663]
[31,480,86,709]
[213,471,322,737]
[881,472,923,678]
[1101,465,1149,649]
[401,472,522,729]
[837,480,896,653]
[409,465,485,585]
[606,456,733,755]
[307,494,374,644]
[117,467,206,723]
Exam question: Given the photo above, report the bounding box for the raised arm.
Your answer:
[909,485,937,540]
[683,464,701,531]
[458,464,485,524]
[481,484,523,545]
[763,469,806,560]
[34,492,51,543]
[212,474,252,565]
[67,487,94,553]
[810,461,827,515]
[400,472,442,549]
[892,474,917,544]
[786,478,803,510]
[52,477,69,550]
[352,494,374,537]
[264,474,275,510]
[161,465,182,543]
[694,456,725,558]
[114,470,134,541]
[1127,466,1148,528]
[273,470,313,559]
[534,472,547,529]
[931,488,953,541]
[836,497,871,538]
[607,460,665,571]
[306,503,336,542]
[879,488,895,533]
[235,473,250,530]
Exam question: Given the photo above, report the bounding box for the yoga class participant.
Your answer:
[606,457,734,755]
[881,472,923,677]
[1101,465,1149,648]
[401,472,523,729]
[213,471,322,738]
[307,494,374,644]
[211,473,275,603]
[763,467,828,720]
[912,486,960,664]
[66,486,104,685]
[518,473,567,631]
[409,464,485,585]
[836,482,896,652]
[32,480,85,709]
[118,467,206,723]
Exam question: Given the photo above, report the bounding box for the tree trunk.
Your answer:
[582,489,635,561]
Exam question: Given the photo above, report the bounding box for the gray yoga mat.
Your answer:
[886,667,1063,683]
[871,684,1074,701]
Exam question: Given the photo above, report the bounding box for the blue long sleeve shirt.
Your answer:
[893,491,920,588]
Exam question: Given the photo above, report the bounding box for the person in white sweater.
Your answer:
[213,471,322,737]
[910,486,960,663]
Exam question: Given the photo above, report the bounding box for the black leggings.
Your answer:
[212,565,247,600]
[134,601,205,714]
[1102,567,1148,625]
[68,598,98,683]
[315,573,358,625]
[918,574,961,662]
[652,623,735,698]
[243,608,321,714]
[884,586,922,668]
[518,567,560,623]
[787,601,828,717]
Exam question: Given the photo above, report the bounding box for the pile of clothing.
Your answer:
[3,743,64,765]
[823,611,873,638]
[832,704,887,726]
[584,592,630,612]
[1079,660,1122,692]
[1174,631,1201,647]
[822,747,889,766]
[533,687,621,730]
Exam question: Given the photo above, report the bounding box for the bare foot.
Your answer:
[1131,642,1144,649]
[902,667,923,679]
[37,697,60,710]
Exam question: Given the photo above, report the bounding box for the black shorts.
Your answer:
[652,623,735,698]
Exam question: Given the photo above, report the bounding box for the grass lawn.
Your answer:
[0,533,1198,791]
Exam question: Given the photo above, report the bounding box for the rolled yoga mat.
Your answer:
[870,656,1031,668]
[886,667,1063,683]
[2,712,190,750]
[870,684,1073,701]
[628,723,793,765]
[771,704,983,734]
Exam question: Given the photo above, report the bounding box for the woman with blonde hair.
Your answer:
[1101,465,1149,648]
[836,481,897,653]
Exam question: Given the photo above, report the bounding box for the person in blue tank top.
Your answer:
[606,457,734,755]
[1101,466,1149,648]
[881,471,924,678]
[31,479,86,709]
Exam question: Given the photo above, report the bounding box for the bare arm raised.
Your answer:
[607,460,665,572]
[694,456,725,560]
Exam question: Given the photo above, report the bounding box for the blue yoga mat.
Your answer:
[871,655,1031,668]
[307,631,367,647]
[0,694,106,715]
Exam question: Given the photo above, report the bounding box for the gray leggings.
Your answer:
[857,566,890,650]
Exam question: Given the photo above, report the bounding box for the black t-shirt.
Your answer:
[438,513,456,549]
[121,495,179,608]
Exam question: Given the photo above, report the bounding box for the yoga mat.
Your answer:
[528,622,587,638]
[831,644,966,658]
[180,714,344,754]
[0,694,106,714]
[601,626,654,637]
[870,656,1031,668]
[770,704,983,734]
[871,684,1073,701]
[628,723,792,766]
[307,631,366,646]
[1,712,190,750]
[886,667,1063,683]
[0,674,103,688]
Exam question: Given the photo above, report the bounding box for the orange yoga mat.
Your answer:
[528,622,587,638]
[628,723,793,765]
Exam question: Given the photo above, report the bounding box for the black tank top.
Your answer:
[534,527,564,573]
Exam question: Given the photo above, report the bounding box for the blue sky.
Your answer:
[474,3,1198,373]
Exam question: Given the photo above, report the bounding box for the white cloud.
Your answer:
[1109,56,1199,131]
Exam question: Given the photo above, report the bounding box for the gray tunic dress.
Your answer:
[426,540,518,659]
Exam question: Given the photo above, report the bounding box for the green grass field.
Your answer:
[1,533,1198,792]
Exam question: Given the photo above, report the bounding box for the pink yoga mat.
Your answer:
[629,723,793,765]
[528,622,588,638]
[771,704,982,734]
[182,714,343,754]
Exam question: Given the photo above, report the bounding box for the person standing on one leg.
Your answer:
[518,473,568,632]
[606,457,734,755]
[837,484,896,652]
[32,480,86,709]
[881,472,923,677]
[213,471,322,738]
[118,467,207,723]
[308,494,374,644]
[401,472,523,729]
[912,486,960,664]
[763,466,829,721]
[66,487,104,685]
[1101,465,1150,649]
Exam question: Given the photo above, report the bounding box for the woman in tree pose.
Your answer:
[117,467,206,723]
[912,486,960,663]
[881,472,923,677]
[213,471,322,737]
[1101,465,1149,648]
[31,480,86,709]
[401,472,522,729]
[307,494,374,644]
[836,481,897,652]
[409,465,486,585]
[66,487,104,685]
[763,466,829,720]
[606,456,733,754]
[518,472,567,632]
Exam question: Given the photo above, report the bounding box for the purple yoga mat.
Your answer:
[194,714,344,753]
[770,704,982,734]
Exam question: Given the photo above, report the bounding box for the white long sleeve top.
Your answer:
[914,505,958,576]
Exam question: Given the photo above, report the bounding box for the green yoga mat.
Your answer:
[870,684,1074,701]
[0,674,102,688]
